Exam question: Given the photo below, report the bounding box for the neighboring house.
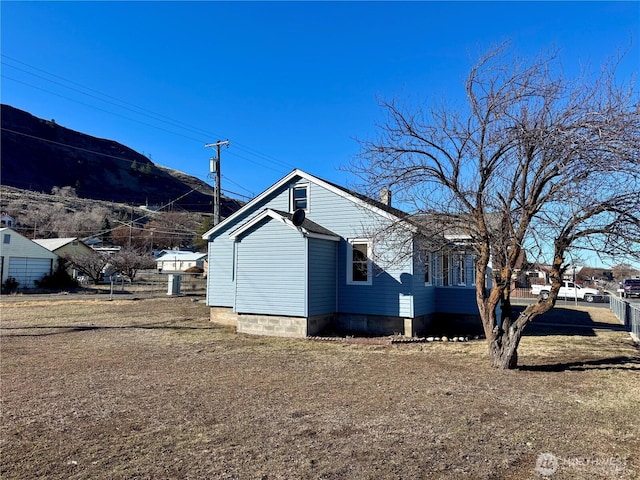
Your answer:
[82,237,103,248]
[0,228,58,288]
[33,237,94,257]
[156,250,207,272]
[524,263,553,286]
[91,246,121,255]
[202,169,484,338]
[33,237,95,279]
[0,213,16,228]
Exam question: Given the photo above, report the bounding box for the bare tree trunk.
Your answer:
[488,326,522,369]
[488,299,552,369]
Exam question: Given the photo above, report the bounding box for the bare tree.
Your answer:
[19,203,111,239]
[351,44,639,369]
[108,248,156,282]
[612,263,640,283]
[62,251,110,285]
[144,212,201,250]
[110,225,148,250]
[52,206,111,238]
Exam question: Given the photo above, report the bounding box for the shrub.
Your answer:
[35,260,79,290]
[184,266,204,274]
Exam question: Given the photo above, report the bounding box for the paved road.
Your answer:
[514,290,640,309]
[512,297,612,309]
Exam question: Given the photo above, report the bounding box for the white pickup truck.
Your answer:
[530,281,603,303]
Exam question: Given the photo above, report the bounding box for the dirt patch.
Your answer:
[1,298,638,479]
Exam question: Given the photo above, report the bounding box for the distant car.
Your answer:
[621,278,640,298]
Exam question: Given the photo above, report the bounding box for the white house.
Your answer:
[0,228,58,289]
[0,213,16,228]
[156,250,207,272]
[33,237,95,279]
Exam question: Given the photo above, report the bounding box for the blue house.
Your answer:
[203,169,482,338]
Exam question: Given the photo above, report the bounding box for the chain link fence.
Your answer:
[610,295,640,343]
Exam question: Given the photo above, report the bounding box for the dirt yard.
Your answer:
[1,297,638,479]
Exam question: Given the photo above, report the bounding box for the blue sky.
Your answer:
[2,1,638,205]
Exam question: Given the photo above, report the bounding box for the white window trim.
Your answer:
[290,183,310,212]
[347,238,372,285]
[424,252,432,286]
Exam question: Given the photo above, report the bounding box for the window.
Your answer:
[3,234,10,244]
[456,254,466,286]
[441,253,449,286]
[347,239,372,285]
[291,185,308,211]
[471,256,477,285]
[424,252,432,285]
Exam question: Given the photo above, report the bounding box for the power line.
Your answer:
[4,73,295,176]
[2,55,214,138]
[221,174,254,197]
[2,127,154,167]
[2,76,207,144]
[3,60,222,143]
[220,188,253,201]
[3,127,252,205]
[2,54,298,174]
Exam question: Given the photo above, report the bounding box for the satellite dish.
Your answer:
[291,208,305,227]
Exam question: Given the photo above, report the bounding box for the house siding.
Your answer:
[434,287,478,315]
[302,182,414,318]
[206,198,274,306]
[0,229,58,287]
[234,218,306,317]
[412,250,436,317]
[336,238,414,318]
[308,238,336,316]
[207,237,235,307]
[303,182,388,239]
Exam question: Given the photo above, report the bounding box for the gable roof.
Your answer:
[0,228,59,259]
[33,237,83,252]
[202,169,410,240]
[156,251,207,262]
[229,209,340,241]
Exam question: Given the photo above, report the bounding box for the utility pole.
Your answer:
[129,204,133,248]
[205,140,229,225]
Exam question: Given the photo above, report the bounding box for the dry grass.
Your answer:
[1,297,638,479]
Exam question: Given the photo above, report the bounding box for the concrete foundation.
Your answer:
[335,313,433,337]
[237,314,308,337]
[209,306,476,338]
[210,307,335,338]
[210,307,238,327]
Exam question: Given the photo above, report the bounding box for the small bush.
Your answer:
[184,266,204,274]
[35,260,78,290]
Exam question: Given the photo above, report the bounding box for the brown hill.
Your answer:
[0,104,241,215]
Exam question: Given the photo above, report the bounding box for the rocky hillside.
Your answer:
[1,104,241,215]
